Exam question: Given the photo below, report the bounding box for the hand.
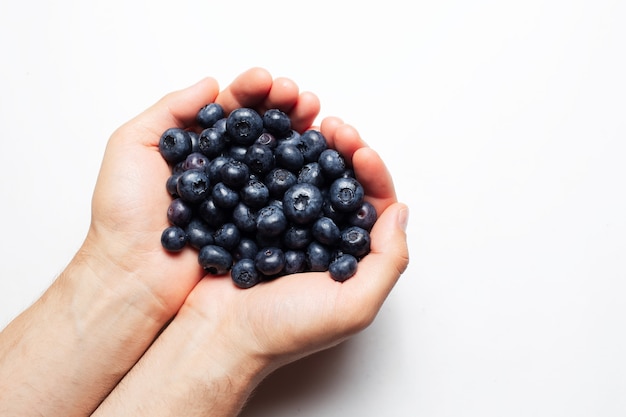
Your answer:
[91,116,410,417]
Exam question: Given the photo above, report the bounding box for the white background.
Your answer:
[1,1,625,416]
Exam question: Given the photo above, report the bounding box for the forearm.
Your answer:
[92,303,269,417]
[0,250,172,417]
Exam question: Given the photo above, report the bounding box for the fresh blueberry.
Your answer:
[166,172,182,196]
[189,131,200,153]
[299,130,327,162]
[283,226,312,250]
[275,142,304,172]
[282,183,323,225]
[167,197,194,227]
[279,129,301,143]
[347,200,378,231]
[255,247,286,276]
[213,117,227,135]
[318,149,346,180]
[306,241,331,272]
[196,102,225,128]
[297,162,325,188]
[212,182,240,209]
[198,127,227,158]
[240,179,269,208]
[284,250,306,274]
[312,217,341,246]
[206,156,230,183]
[263,108,291,137]
[226,107,264,146]
[183,152,211,171]
[255,132,278,149]
[198,244,233,275]
[197,197,229,228]
[340,226,371,258]
[256,205,288,238]
[213,223,241,251]
[228,145,249,162]
[185,218,214,249]
[220,159,250,189]
[231,258,261,289]
[231,202,257,234]
[232,238,259,261]
[176,169,210,203]
[329,177,364,213]
[244,144,275,175]
[161,226,188,252]
[265,168,297,198]
[329,253,358,282]
[321,197,346,225]
[159,128,192,164]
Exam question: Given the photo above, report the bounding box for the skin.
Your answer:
[0,67,409,417]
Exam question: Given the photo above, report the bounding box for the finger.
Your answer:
[338,202,410,329]
[352,147,398,209]
[319,117,344,148]
[121,77,220,144]
[215,67,273,114]
[324,123,368,165]
[288,91,321,133]
[261,77,300,113]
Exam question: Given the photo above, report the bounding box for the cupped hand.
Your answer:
[83,68,321,316]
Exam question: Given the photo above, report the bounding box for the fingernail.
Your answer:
[398,205,409,232]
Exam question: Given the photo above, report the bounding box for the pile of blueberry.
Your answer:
[159,103,376,288]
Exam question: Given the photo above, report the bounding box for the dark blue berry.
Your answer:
[206,156,230,184]
[189,131,200,153]
[161,226,188,252]
[213,223,241,251]
[198,127,227,158]
[197,197,229,228]
[347,200,377,231]
[283,183,323,225]
[185,218,214,250]
[329,253,358,282]
[166,172,182,196]
[275,142,304,172]
[299,130,327,162]
[233,238,259,261]
[228,145,249,162]
[212,182,240,209]
[159,128,192,164]
[167,197,194,227]
[263,108,291,137]
[329,177,364,212]
[283,226,312,250]
[306,241,331,272]
[183,152,211,171]
[226,107,264,146]
[265,168,297,198]
[255,132,278,149]
[340,226,371,258]
[318,149,346,180]
[256,205,288,238]
[231,202,257,234]
[297,162,325,188]
[284,250,306,274]
[220,159,250,189]
[312,217,341,246]
[240,179,269,208]
[177,169,210,203]
[244,144,275,175]
[196,103,225,128]
[198,244,232,275]
[255,247,285,276]
[231,258,261,289]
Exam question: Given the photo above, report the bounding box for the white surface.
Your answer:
[1,1,626,416]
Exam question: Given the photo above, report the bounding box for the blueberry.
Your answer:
[283,226,312,250]
[318,149,346,180]
[159,128,192,164]
[255,247,286,276]
[279,129,301,143]
[228,145,249,162]
[297,162,325,188]
[213,117,227,135]
[220,159,250,189]
[226,107,264,146]
[256,205,288,238]
[312,217,341,246]
[198,127,227,158]
[196,102,225,128]
[329,177,364,213]
[197,197,229,228]
[340,226,371,258]
[166,172,182,196]
[275,142,304,172]
[212,182,240,209]
[306,241,331,272]
[347,200,378,231]
[263,108,291,137]
[299,130,328,162]
[176,169,210,203]
[321,198,346,225]
[213,223,241,251]
[284,250,306,274]
[189,131,200,153]
[185,218,214,250]
[167,197,194,227]
[329,253,358,282]
[255,132,278,149]
[198,244,233,275]
[240,179,269,208]
[265,168,297,198]
[231,258,261,289]
[233,238,259,261]
[206,156,230,183]
[161,226,188,252]
[183,152,211,171]
[231,202,257,234]
[244,144,275,175]
[283,183,323,225]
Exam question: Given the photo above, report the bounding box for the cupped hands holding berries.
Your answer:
[0,67,409,417]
